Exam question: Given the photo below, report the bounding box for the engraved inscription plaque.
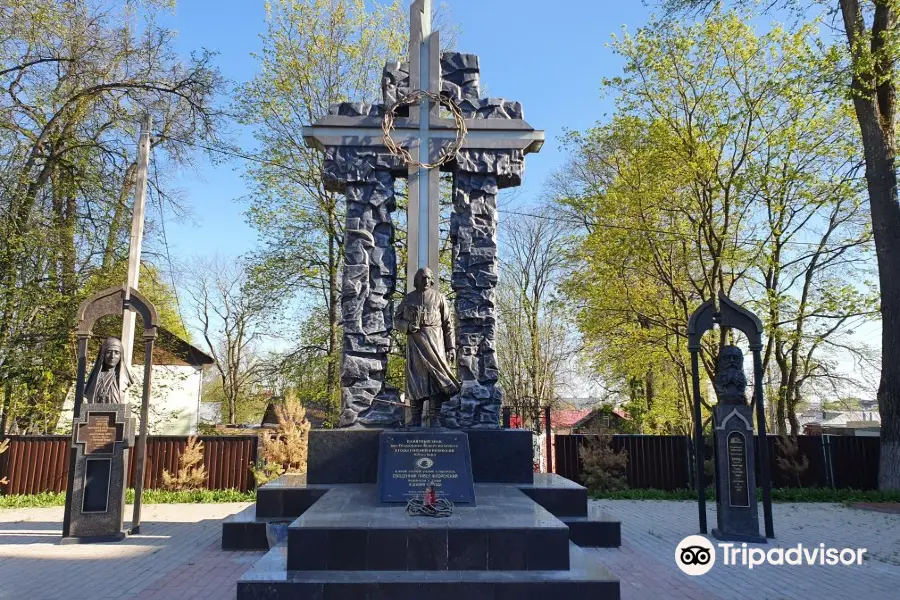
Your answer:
[377,431,475,504]
[727,432,750,508]
[76,412,123,455]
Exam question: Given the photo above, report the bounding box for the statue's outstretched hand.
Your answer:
[447,349,456,363]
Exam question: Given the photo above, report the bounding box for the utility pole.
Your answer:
[121,114,152,377]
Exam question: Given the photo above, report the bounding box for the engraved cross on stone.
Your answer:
[303,0,543,290]
[75,412,124,455]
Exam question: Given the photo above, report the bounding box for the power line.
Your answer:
[158,132,875,250]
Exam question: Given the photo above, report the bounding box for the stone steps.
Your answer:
[221,505,269,551]
[222,472,622,552]
[285,484,571,572]
[237,543,621,600]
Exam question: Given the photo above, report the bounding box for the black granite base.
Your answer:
[563,515,621,548]
[60,531,127,545]
[232,472,621,599]
[256,474,330,519]
[712,528,767,544]
[223,473,622,552]
[222,505,272,551]
[307,429,533,484]
[519,473,588,517]
[286,484,569,571]
[238,543,620,600]
[466,429,533,484]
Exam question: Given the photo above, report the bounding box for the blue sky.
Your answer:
[157,0,652,259]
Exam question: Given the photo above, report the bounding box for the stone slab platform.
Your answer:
[562,504,621,548]
[223,472,622,551]
[238,543,620,600]
[256,474,330,519]
[519,473,589,517]
[222,505,272,551]
[287,483,570,571]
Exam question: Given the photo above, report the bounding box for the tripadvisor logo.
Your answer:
[675,536,868,575]
[675,535,716,576]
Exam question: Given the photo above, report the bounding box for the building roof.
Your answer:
[128,327,214,367]
[572,407,631,431]
[820,411,881,427]
[552,409,593,428]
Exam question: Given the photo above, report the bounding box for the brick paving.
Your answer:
[1,500,898,599]
[0,503,262,600]
[591,499,900,600]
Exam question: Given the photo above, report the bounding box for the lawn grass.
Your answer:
[591,486,900,503]
[0,488,256,509]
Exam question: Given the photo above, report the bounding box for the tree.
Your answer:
[252,391,311,486]
[0,0,223,432]
[162,436,208,491]
[553,10,875,435]
[182,257,270,425]
[237,0,405,421]
[496,214,576,430]
[661,0,900,498]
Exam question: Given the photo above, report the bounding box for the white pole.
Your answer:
[121,114,152,384]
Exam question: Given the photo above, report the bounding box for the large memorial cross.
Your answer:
[304,0,543,428]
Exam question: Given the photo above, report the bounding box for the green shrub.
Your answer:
[580,429,629,494]
[589,486,900,503]
[0,488,255,509]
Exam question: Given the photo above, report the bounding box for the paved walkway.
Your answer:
[592,500,900,600]
[0,503,261,600]
[0,500,898,599]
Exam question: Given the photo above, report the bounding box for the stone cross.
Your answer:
[303,0,543,428]
[75,412,125,455]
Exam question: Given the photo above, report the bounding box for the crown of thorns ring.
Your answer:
[382,90,467,170]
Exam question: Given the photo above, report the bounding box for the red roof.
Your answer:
[552,409,592,428]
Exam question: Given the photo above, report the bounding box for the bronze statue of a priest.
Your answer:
[394,267,459,427]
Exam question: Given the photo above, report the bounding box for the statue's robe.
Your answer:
[394,288,459,401]
[85,368,123,404]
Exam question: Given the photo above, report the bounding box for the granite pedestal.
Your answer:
[236,481,619,599]
[62,403,134,544]
[308,428,533,485]
[712,404,766,543]
[227,427,621,599]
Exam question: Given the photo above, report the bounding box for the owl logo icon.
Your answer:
[416,457,434,469]
[675,535,716,575]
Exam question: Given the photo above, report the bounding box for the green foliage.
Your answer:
[84,261,189,340]
[554,8,875,436]
[0,0,222,434]
[0,488,256,508]
[591,487,900,503]
[580,430,629,494]
[239,0,406,418]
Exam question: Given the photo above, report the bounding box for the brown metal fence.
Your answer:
[555,434,882,490]
[0,435,259,495]
[556,435,692,490]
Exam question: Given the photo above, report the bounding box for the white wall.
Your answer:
[58,365,205,435]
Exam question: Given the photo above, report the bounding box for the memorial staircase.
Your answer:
[222,429,621,600]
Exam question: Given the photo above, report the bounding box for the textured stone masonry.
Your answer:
[440,150,523,428]
[324,147,404,428]
[326,52,532,428]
